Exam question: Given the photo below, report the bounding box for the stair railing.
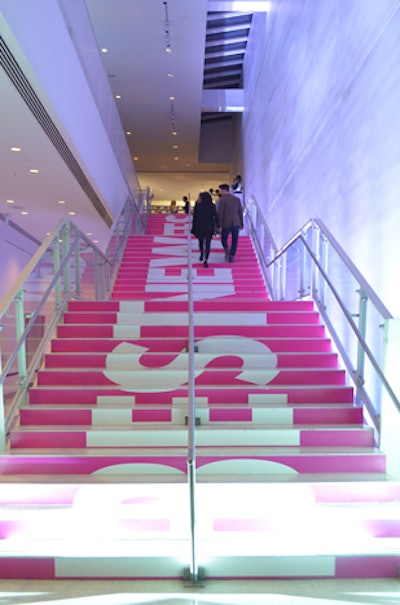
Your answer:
[0,197,139,450]
[185,218,200,583]
[243,196,399,445]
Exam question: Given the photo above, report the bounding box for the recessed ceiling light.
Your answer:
[86,232,93,236]
[57,200,66,205]
[174,156,179,160]
[68,211,76,216]
[126,131,132,135]
[93,240,99,244]
[21,211,29,215]
[115,95,121,99]
[173,145,178,149]
[10,147,21,152]
[167,73,174,78]
[29,169,39,174]
[133,156,139,161]
[6,199,15,204]
[101,47,108,53]
[172,131,177,136]
[169,96,175,101]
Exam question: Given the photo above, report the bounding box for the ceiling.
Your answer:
[0,0,254,245]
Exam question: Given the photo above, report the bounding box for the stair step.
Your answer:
[36,367,347,387]
[28,385,354,405]
[56,324,326,338]
[0,449,386,475]
[68,299,316,312]
[62,310,321,325]
[51,337,334,353]
[10,425,375,449]
[19,404,364,426]
[44,351,339,369]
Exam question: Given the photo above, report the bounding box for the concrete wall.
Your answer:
[243,0,400,316]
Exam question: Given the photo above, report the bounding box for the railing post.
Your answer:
[0,343,6,451]
[300,235,307,298]
[53,236,61,310]
[94,253,100,300]
[281,252,287,300]
[62,224,71,299]
[356,288,368,398]
[319,234,329,309]
[185,221,200,584]
[311,222,320,301]
[74,240,81,300]
[14,289,27,387]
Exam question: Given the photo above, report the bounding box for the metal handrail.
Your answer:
[242,194,397,444]
[273,219,393,319]
[0,198,138,448]
[294,233,400,425]
[186,221,198,582]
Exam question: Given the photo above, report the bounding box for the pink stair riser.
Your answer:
[51,337,334,354]
[0,453,386,475]
[43,352,339,369]
[62,311,321,325]
[36,368,346,387]
[19,406,362,427]
[28,385,354,405]
[139,325,326,338]
[293,407,363,424]
[55,324,326,339]
[300,428,374,447]
[0,554,399,580]
[9,426,374,449]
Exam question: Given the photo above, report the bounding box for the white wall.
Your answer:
[0,0,137,218]
[243,0,400,316]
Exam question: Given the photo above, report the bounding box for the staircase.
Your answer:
[0,213,399,580]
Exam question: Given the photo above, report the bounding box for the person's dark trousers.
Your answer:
[221,225,240,259]
[198,236,212,260]
[204,235,212,260]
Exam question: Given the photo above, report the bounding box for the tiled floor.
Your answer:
[0,578,398,605]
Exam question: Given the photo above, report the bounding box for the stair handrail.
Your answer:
[2,230,85,436]
[272,218,393,319]
[186,220,199,582]
[0,200,136,449]
[286,230,398,428]
[243,194,398,443]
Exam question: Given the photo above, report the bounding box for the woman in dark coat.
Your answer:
[191,191,220,268]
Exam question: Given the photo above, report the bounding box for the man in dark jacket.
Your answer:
[217,183,244,262]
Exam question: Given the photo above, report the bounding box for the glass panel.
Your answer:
[1,198,138,436]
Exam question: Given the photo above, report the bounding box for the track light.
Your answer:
[163,1,172,53]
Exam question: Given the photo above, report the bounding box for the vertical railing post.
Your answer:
[74,238,81,300]
[356,288,368,400]
[186,220,199,583]
[300,236,307,298]
[310,221,320,301]
[53,236,61,310]
[281,252,287,300]
[93,252,100,300]
[319,234,329,309]
[14,289,27,387]
[62,224,71,299]
[0,343,6,451]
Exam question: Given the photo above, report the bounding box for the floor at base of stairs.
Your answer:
[0,578,398,604]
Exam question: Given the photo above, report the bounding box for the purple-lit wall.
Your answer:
[243,1,400,316]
